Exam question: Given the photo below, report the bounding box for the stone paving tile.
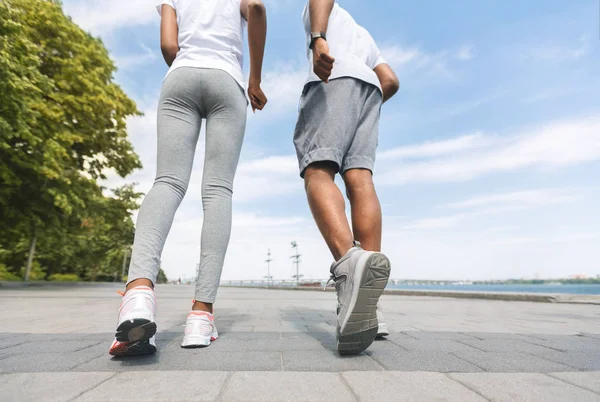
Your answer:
[455,350,576,373]
[0,339,101,354]
[532,351,600,371]
[74,351,187,372]
[76,371,228,401]
[0,372,114,402]
[550,372,600,394]
[523,335,600,351]
[462,332,540,341]
[393,339,477,353]
[217,331,282,340]
[184,351,283,371]
[458,339,559,354]
[366,340,482,372]
[583,333,600,339]
[221,372,355,401]
[283,350,382,372]
[450,373,600,402]
[403,331,479,341]
[245,338,326,351]
[0,339,27,350]
[343,371,486,401]
[0,348,106,374]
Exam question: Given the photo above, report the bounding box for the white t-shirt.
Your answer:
[157,0,247,90]
[302,3,385,92]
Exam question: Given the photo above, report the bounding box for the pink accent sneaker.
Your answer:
[181,311,218,348]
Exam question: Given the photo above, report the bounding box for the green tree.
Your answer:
[0,0,142,280]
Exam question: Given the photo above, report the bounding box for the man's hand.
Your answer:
[312,38,335,83]
[248,79,267,112]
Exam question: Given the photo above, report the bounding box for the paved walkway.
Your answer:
[1,284,599,401]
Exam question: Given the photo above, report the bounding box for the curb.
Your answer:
[221,285,600,305]
[0,281,121,288]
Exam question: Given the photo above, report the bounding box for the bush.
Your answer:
[48,273,80,282]
[19,261,45,280]
[0,264,21,281]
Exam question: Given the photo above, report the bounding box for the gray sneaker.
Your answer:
[376,303,389,339]
[330,243,391,355]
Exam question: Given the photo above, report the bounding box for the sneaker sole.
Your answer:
[338,253,391,355]
[181,334,218,349]
[115,318,157,343]
[109,339,157,357]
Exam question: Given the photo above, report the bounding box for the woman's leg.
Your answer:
[193,70,247,309]
[127,69,203,290]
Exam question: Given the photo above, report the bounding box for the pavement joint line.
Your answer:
[214,371,234,402]
[279,351,284,371]
[366,352,390,371]
[448,351,487,372]
[445,373,492,401]
[454,340,488,353]
[338,372,360,402]
[68,371,119,401]
[386,338,410,351]
[520,350,582,371]
[521,338,570,352]
[72,341,103,353]
[69,350,107,371]
[546,372,600,396]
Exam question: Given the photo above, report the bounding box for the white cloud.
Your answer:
[378,116,600,185]
[380,44,460,82]
[455,45,474,60]
[255,63,306,116]
[444,188,581,210]
[405,188,582,230]
[113,44,158,71]
[379,133,488,160]
[63,0,158,36]
[530,36,590,62]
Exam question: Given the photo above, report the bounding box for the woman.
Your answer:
[109,0,268,356]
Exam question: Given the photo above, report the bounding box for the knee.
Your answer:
[202,178,233,202]
[344,169,375,199]
[303,162,337,190]
[154,174,188,199]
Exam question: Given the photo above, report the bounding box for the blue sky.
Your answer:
[63,0,600,282]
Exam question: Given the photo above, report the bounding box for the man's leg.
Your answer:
[304,162,354,261]
[343,169,382,251]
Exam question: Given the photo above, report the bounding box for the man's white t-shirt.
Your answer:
[302,3,385,92]
[157,0,247,90]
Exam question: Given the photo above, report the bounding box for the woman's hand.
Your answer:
[248,79,267,112]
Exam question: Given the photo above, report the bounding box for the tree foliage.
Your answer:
[0,0,144,281]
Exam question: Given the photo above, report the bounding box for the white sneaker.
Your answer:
[181,311,219,348]
[109,286,157,356]
[376,303,389,338]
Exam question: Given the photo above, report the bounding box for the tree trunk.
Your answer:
[24,229,38,281]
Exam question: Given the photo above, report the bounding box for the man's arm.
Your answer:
[374,64,399,103]
[160,5,179,67]
[241,0,268,112]
[309,0,335,82]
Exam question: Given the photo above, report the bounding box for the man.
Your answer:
[294,0,399,355]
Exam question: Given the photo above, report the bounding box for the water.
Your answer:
[386,283,600,295]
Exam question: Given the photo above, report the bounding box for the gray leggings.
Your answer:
[127,67,247,303]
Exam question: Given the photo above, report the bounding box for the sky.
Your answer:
[62,0,600,282]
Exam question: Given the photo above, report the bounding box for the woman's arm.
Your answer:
[241,0,268,111]
[160,4,179,67]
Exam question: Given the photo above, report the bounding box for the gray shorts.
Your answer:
[293,77,382,178]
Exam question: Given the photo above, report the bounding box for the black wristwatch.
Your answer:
[309,32,327,50]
